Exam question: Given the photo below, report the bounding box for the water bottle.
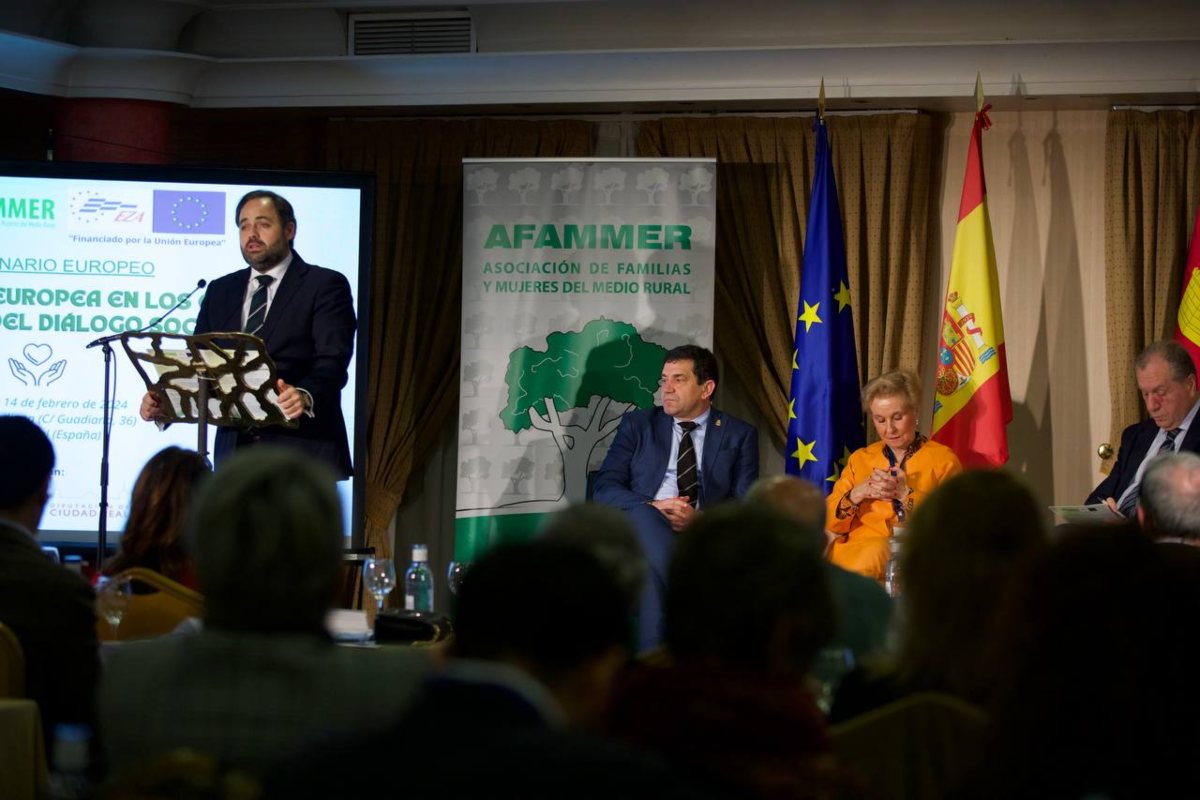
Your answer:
[884,525,906,598]
[48,724,91,799]
[404,544,434,612]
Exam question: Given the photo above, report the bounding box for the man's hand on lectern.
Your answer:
[140,390,168,423]
[275,378,311,420]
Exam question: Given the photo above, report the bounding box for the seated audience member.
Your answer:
[747,475,893,662]
[267,540,696,800]
[98,447,430,778]
[1136,450,1200,545]
[608,505,862,800]
[539,502,647,614]
[102,446,210,589]
[0,416,99,748]
[1086,339,1200,516]
[968,524,1200,797]
[830,470,1046,723]
[827,370,962,579]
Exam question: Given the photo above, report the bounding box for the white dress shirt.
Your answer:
[240,253,293,330]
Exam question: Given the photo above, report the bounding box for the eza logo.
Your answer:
[69,191,144,225]
[152,191,225,234]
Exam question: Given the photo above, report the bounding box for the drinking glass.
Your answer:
[95,576,132,638]
[811,646,856,716]
[363,558,397,612]
[446,560,471,596]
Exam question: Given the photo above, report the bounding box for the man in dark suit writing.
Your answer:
[141,190,356,478]
[594,344,758,650]
[1087,340,1200,516]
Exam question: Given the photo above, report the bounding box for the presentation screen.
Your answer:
[0,161,371,547]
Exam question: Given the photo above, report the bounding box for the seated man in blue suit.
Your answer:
[594,344,758,651]
[1087,340,1200,516]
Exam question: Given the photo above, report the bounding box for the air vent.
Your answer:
[349,11,474,56]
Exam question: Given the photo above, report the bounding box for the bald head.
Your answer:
[1139,452,1200,544]
[744,475,826,550]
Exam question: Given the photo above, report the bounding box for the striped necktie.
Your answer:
[1118,427,1182,517]
[677,420,699,507]
[244,274,274,335]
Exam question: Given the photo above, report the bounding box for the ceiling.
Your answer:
[0,0,1196,113]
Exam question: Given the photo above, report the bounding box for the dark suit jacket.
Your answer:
[195,252,356,478]
[593,406,758,510]
[1086,418,1200,504]
[0,520,99,736]
[265,668,706,800]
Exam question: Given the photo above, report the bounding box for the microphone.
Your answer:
[86,278,208,348]
[147,278,206,328]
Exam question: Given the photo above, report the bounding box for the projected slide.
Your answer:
[0,164,367,545]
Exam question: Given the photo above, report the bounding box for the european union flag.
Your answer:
[152,190,226,234]
[786,118,864,489]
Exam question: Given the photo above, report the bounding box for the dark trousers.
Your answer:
[627,503,676,652]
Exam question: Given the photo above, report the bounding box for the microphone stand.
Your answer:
[84,280,207,569]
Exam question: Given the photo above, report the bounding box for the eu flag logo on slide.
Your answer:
[152,191,226,234]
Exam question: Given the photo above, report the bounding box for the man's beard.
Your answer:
[242,238,290,271]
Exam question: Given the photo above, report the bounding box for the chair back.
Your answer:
[0,623,25,698]
[97,567,204,642]
[97,748,261,800]
[829,691,987,800]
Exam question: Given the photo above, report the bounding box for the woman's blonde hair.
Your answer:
[861,369,921,413]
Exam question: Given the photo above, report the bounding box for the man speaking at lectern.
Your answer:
[140,190,356,479]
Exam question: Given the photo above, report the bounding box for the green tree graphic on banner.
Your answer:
[499,318,666,504]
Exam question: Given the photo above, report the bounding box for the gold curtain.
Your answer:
[1104,110,1200,462]
[327,119,594,556]
[637,115,933,446]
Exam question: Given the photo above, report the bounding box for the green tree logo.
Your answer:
[499,318,666,505]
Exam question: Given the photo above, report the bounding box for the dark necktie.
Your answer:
[677,420,699,507]
[1118,427,1182,517]
[244,274,274,335]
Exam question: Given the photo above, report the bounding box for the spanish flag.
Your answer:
[1174,205,1200,371]
[931,104,1012,467]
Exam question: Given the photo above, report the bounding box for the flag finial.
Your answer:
[818,78,826,121]
[974,72,985,113]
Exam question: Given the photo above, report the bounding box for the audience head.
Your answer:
[186,446,341,634]
[454,539,630,727]
[744,475,827,549]
[661,344,717,420]
[895,469,1047,699]
[980,523,1200,796]
[538,502,646,613]
[0,415,55,530]
[1134,340,1198,431]
[106,447,210,580]
[1139,451,1200,543]
[666,504,834,678]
